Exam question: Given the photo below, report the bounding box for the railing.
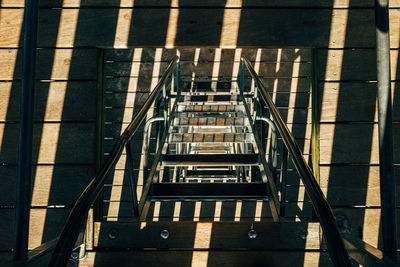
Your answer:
[39,56,180,266]
[240,56,398,267]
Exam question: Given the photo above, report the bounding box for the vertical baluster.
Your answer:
[126,142,139,216]
[280,146,288,217]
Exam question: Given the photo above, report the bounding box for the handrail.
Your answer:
[241,56,352,266]
[46,56,179,266]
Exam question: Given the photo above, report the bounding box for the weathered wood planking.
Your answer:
[105,48,312,62]
[320,166,400,206]
[0,123,95,164]
[105,77,311,92]
[78,251,332,267]
[320,82,400,122]
[0,9,389,48]
[0,165,94,206]
[105,61,311,77]
[0,81,96,122]
[94,222,321,249]
[3,0,400,8]
[332,207,400,248]
[318,49,400,81]
[0,208,71,250]
[0,49,97,80]
[320,123,400,164]
[103,201,313,221]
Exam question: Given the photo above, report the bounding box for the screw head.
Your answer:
[108,229,118,240]
[248,229,257,239]
[70,251,79,260]
[160,229,170,239]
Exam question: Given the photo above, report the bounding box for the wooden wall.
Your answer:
[0,0,399,265]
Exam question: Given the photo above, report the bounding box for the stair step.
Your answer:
[161,154,259,166]
[177,105,243,112]
[170,126,249,134]
[173,117,248,126]
[182,94,240,102]
[152,183,268,199]
[168,133,254,143]
[186,169,237,177]
[175,111,245,118]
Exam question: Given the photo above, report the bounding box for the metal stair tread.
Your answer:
[161,153,259,166]
[173,117,249,126]
[152,183,268,199]
[168,133,254,143]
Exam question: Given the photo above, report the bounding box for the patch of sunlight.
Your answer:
[234,200,242,221]
[165,0,179,48]
[211,49,221,91]
[193,201,201,222]
[191,223,213,267]
[286,52,301,132]
[214,201,222,221]
[219,0,242,48]
[113,3,134,48]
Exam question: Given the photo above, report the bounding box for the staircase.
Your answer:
[17,55,395,267]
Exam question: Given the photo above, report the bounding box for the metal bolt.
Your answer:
[248,229,257,239]
[160,229,170,239]
[70,251,79,260]
[108,229,118,240]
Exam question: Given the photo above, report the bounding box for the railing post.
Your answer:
[279,146,288,217]
[175,60,181,94]
[375,0,398,261]
[126,142,139,216]
[14,0,39,263]
[239,59,244,95]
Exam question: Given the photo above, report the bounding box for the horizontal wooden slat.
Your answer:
[320,166,400,206]
[0,123,95,164]
[103,201,313,220]
[105,48,312,62]
[0,9,386,48]
[0,49,96,79]
[95,221,320,249]
[78,250,332,267]
[320,123,400,164]
[0,165,94,206]
[105,77,311,92]
[318,49,400,81]
[3,0,398,8]
[0,81,96,122]
[0,208,71,250]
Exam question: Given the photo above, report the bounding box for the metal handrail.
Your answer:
[47,56,179,266]
[241,56,352,266]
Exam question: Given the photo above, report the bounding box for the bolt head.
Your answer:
[248,229,257,239]
[108,229,118,240]
[160,229,170,239]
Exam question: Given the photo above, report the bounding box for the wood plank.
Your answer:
[320,166,400,206]
[105,61,311,77]
[318,49,400,81]
[78,250,332,267]
[0,122,95,164]
[0,49,97,79]
[3,0,398,8]
[0,9,386,48]
[105,77,311,92]
[320,82,400,122]
[94,221,320,249]
[0,81,96,122]
[331,207,400,248]
[320,123,400,164]
[103,201,313,220]
[0,208,71,250]
[105,48,312,62]
[0,165,94,206]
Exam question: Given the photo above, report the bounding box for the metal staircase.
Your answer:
[13,56,398,267]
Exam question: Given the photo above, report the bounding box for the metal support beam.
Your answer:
[14,0,39,263]
[375,0,398,261]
